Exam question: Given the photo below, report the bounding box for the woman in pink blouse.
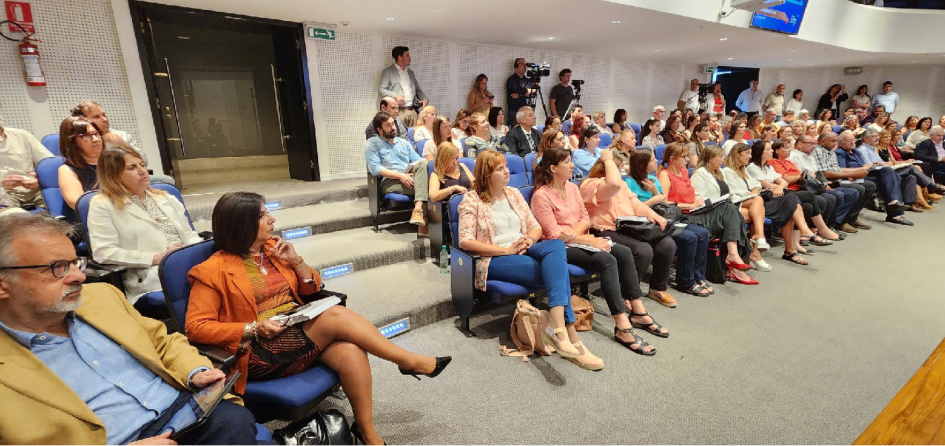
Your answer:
[530,146,667,357]
[457,151,598,369]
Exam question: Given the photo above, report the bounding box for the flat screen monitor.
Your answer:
[750,0,809,35]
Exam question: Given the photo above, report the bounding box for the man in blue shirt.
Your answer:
[364,111,430,230]
[835,131,913,226]
[870,81,900,116]
[0,214,258,444]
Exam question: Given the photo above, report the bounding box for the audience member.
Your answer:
[688,123,713,166]
[87,146,200,306]
[505,106,541,157]
[871,81,899,115]
[625,148,712,296]
[652,105,667,131]
[776,110,796,128]
[789,134,860,233]
[784,89,804,116]
[678,78,701,113]
[640,119,664,149]
[812,132,876,232]
[763,84,786,120]
[818,109,836,127]
[767,140,841,242]
[798,109,813,125]
[568,115,589,150]
[366,97,408,140]
[488,107,509,139]
[706,114,725,143]
[464,112,508,157]
[545,116,573,151]
[841,115,866,137]
[722,120,750,155]
[532,147,663,358]
[458,151,589,366]
[421,115,455,161]
[905,117,932,150]
[758,124,778,143]
[0,214,259,445]
[412,105,438,142]
[0,183,27,216]
[915,126,945,184]
[683,114,701,140]
[187,192,450,446]
[735,79,763,117]
[0,121,53,209]
[709,83,725,116]
[428,143,473,202]
[364,112,430,230]
[506,58,535,126]
[71,100,174,186]
[861,105,885,127]
[902,116,919,134]
[865,130,942,210]
[817,84,848,119]
[573,127,602,177]
[851,85,871,111]
[868,112,890,133]
[662,115,687,144]
[777,125,795,141]
[58,116,103,209]
[535,127,567,166]
[549,69,574,120]
[757,109,780,133]
[592,111,614,137]
[467,74,494,115]
[611,109,630,133]
[378,46,427,127]
[835,131,914,226]
[561,104,584,136]
[656,143,756,285]
[453,109,472,140]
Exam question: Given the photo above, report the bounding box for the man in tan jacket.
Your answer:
[0,214,257,444]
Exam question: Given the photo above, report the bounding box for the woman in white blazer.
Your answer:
[87,146,201,304]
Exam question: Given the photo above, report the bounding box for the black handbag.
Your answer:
[273,409,353,445]
[802,171,828,194]
[617,218,674,243]
[650,202,687,238]
[705,244,726,284]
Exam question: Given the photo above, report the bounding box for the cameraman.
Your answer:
[678,78,701,113]
[549,69,574,120]
[506,58,535,126]
[379,46,428,127]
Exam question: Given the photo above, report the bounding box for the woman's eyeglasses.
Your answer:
[76,131,102,141]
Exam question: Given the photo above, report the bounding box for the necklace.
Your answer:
[250,252,268,275]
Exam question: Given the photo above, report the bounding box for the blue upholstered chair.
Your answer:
[630,123,642,145]
[36,157,74,221]
[506,154,528,188]
[832,125,842,134]
[41,134,61,156]
[524,153,537,184]
[654,144,667,163]
[367,171,414,232]
[598,133,612,148]
[536,125,545,133]
[414,139,427,157]
[158,239,344,423]
[426,157,476,261]
[448,186,596,336]
[407,127,415,141]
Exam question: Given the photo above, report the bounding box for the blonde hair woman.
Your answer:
[464,112,508,158]
[412,105,438,142]
[467,74,493,115]
[428,143,474,203]
[87,146,201,306]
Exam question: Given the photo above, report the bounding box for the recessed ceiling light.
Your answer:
[809,63,814,66]
[788,58,793,61]
[386,17,395,21]
[612,20,621,24]
[655,49,660,52]
[727,57,733,60]
[791,49,796,52]
[719,37,727,41]
[911,60,918,63]
[548,37,555,40]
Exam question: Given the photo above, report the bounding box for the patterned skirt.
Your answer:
[247,325,322,381]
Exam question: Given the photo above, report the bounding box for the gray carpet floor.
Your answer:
[310,209,945,445]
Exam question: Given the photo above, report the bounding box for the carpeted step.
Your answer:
[291,223,429,274]
[192,198,410,236]
[183,178,368,223]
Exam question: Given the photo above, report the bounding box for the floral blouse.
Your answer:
[130,191,182,247]
[458,187,540,291]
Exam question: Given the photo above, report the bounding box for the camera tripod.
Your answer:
[527,82,549,119]
[562,83,584,121]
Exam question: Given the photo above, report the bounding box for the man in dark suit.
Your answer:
[915,126,945,185]
[505,106,542,157]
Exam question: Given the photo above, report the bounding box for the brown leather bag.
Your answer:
[499,299,555,361]
[571,294,595,332]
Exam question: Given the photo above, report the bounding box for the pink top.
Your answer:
[530,182,590,241]
[664,168,696,204]
[578,177,639,231]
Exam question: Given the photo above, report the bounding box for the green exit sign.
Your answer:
[306,27,335,40]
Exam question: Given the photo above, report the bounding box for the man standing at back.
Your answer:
[678,79,700,113]
[763,84,785,121]
[735,79,763,119]
[870,81,899,116]
[378,46,428,127]
[0,116,53,209]
[506,58,535,127]
[549,69,574,121]
[506,106,541,157]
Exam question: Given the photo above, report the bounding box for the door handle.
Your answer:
[271,64,287,153]
[163,58,187,158]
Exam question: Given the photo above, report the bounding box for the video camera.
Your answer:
[571,80,585,100]
[525,62,551,83]
[698,82,718,98]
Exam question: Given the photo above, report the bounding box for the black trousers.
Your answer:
[841,180,877,223]
[566,244,643,316]
[598,230,676,293]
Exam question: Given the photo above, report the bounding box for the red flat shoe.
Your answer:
[725,259,752,271]
[726,268,759,285]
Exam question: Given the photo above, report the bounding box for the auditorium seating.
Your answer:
[368,171,414,232]
[524,153,537,183]
[506,154,528,188]
[407,127,415,141]
[41,134,60,156]
[655,144,667,162]
[833,125,842,134]
[415,139,427,156]
[158,239,345,423]
[599,133,612,147]
[36,157,74,221]
[448,186,597,336]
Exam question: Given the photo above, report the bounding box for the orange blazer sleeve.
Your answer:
[185,256,246,352]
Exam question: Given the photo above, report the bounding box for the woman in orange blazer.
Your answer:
[186,192,451,445]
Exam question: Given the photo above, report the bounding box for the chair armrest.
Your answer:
[300,288,348,306]
[87,259,127,274]
[449,245,479,296]
[198,231,213,240]
[194,343,237,373]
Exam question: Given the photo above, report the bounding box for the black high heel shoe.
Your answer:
[351,422,386,445]
[398,356,452,380]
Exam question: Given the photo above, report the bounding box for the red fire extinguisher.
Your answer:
[19,35,46,87]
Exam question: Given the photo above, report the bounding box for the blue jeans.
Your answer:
[673,224,709,288]
[488,239,574,324]
[825,187,858,227]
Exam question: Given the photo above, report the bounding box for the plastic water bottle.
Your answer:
[439,245,449,273]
